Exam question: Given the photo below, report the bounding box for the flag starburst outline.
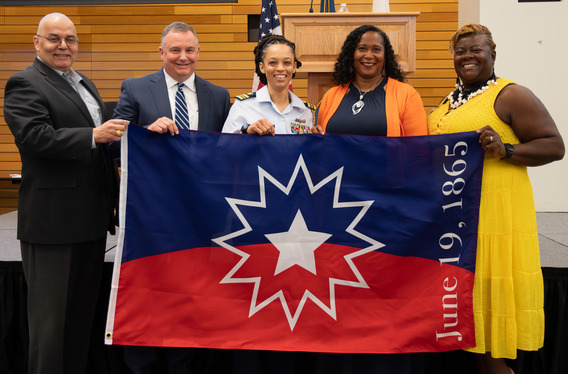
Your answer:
[212,154,384,330]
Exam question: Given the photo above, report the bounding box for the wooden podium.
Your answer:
[280,12,419,104]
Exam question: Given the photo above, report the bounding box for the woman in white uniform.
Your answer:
[222,34,316,135]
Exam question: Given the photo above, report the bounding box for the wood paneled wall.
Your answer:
[0,0,457,213]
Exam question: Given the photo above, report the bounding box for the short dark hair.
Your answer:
[449,24,496,55]
[333,25,405,85]
[253,34,302,86]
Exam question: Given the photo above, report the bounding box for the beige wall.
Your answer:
[462,0,568,211]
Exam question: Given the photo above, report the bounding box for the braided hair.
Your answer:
[254,34,302,85]
[333,25,405,85]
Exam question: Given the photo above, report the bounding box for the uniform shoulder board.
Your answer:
[236,92,256,101]
[303,100,316,111]
[303,100,317,123]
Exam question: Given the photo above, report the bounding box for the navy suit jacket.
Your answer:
[4,58,117,244]
[113,69,230,132]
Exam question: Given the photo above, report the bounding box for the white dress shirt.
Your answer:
[164,71,199,130]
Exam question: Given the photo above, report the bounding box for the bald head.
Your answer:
[37,13,76,35]
[34,13,78,72]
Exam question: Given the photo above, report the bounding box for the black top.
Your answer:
[326,78,388,136]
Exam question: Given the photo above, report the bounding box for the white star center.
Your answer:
[265,210,332,276]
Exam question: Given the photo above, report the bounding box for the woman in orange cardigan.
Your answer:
[313,25,428,374]
[316,25,426,137]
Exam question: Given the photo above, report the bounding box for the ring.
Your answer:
[116,130,123,136]
[489,136,493,142]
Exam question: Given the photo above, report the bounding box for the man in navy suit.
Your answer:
[112,22,230,373]
[3,13,127,373]
[113,21,230,134]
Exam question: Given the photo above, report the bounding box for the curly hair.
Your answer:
[333,25,405,85]
[253,34,302,85]
[449,24,496,55]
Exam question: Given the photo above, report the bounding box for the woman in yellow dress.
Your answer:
[428,24,564,374]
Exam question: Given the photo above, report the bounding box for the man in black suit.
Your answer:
[3,12,127,374]
[113,21,230,134]
[112,22,230,373]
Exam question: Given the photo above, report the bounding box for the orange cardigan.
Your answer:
[316,78,427,136]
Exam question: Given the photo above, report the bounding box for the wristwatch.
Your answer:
[241,123,250,134]
[501,143,515,160]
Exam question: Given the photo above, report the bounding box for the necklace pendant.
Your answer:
[352,100,364,115]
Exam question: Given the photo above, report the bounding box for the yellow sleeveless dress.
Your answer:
[428,78,544,359]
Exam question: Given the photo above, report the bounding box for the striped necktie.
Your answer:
[175,82,190,130]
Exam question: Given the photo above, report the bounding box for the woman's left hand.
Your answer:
[310,125,325,134]
[491,84,564,166]
[477,125,507,159]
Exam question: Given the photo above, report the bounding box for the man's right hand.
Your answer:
[93,119,128,143]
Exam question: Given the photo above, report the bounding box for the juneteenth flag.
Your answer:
[106,125,484,353]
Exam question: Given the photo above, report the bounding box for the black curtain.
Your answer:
[1,263,567,374]
[0,262,28,374]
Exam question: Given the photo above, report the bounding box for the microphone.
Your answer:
[309,0,314,13]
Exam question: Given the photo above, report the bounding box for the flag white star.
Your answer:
[265,17,270,23]
[266,210,332,276]
[213,155,383,330]
[274,15,279,20]
[261,7,266,12]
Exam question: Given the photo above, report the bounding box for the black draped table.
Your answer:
[1,211,567,374]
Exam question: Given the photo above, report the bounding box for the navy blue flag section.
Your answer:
[106,126,484,353]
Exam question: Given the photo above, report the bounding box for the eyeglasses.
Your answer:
[36,35,79,46]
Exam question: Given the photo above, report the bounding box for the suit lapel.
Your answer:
[150,69,173,119]
[33,59,98,128]
[195,75,210,131]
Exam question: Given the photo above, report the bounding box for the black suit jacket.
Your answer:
[3,58,117,244]
[112,68,230,131]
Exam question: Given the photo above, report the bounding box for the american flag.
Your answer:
[252,0,283,92]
